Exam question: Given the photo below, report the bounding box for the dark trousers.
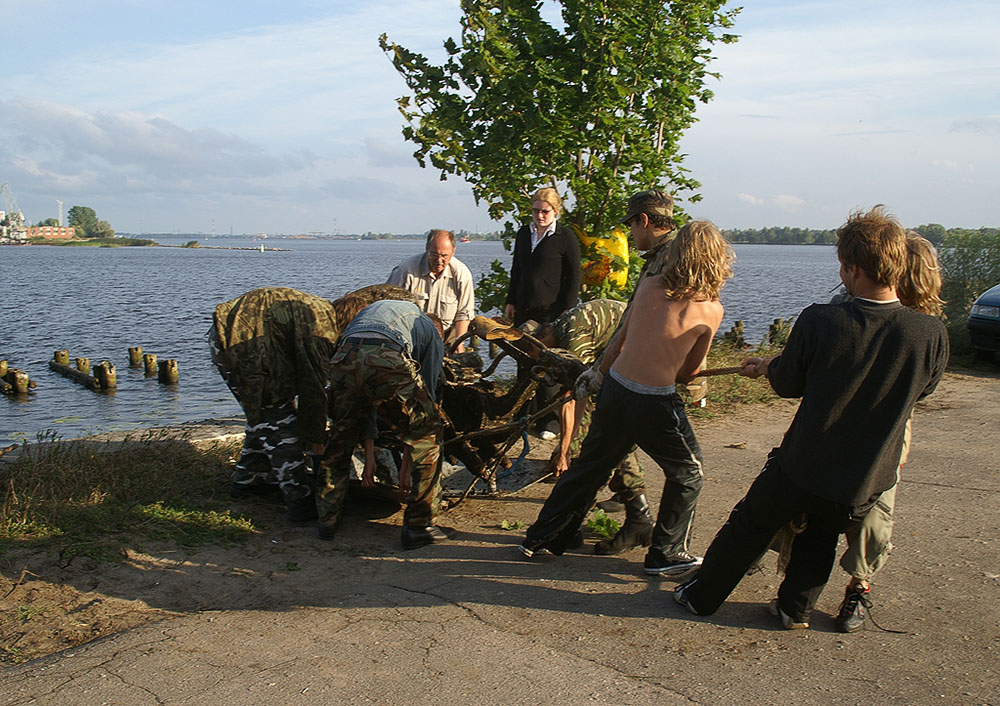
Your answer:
[525,375,703,555]
[683,454,868,622]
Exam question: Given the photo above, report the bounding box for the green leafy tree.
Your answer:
[913,223,946,246]
[35,217,59,227]
[380,0,739,305]
[92,219,116,239]
[67,206,99,238]
[939,229,1000,323]
[67,206,115,239]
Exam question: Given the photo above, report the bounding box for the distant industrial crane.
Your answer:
[1,182,28,240]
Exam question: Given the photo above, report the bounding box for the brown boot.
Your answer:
[594,493,653,555]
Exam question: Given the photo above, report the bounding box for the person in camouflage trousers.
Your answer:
[525,299,642,494]
[210,286,369,521]
[318,299,454,550]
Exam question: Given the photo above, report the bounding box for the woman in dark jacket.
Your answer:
[504,188,581,326]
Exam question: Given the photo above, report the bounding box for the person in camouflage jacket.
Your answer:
[318,299,454,550]
[210,286,373,521]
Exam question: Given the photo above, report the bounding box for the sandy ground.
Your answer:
[1,371,998,705]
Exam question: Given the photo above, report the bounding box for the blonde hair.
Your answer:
[658,220,735,301]
[532,187,563,215]
[899,232,944,316]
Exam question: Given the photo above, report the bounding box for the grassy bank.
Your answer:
[28,237,156,247]
[0,431,254,562]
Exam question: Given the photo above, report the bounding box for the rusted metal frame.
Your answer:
[446,394,571,505]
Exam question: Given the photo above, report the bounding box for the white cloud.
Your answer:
[737,193,764,206]
[773,195,805,211]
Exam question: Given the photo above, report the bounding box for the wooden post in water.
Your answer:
[128,346,143,366]
[49,353,101,390]
[143,353,158,377]
[2,363,38,393]
[7,369,30,394]
[94,361,117,389]
[158,359,179,384]
[76,357,91,375]
[768,318,791,344]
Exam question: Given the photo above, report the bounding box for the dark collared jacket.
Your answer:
[505,222,581,324]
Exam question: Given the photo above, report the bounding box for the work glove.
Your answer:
[574,366,604,400]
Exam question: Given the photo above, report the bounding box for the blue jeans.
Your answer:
[524,374,704,556]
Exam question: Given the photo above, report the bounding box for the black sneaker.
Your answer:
[643,549,702,577]
[286,496,318,522]
[768,599,809,629]
[317,524,337,541]
[401,524,456,550]
[519,529,582,559]
[517,542,551,560]
[835,585,872,633]
[673,583,702,615]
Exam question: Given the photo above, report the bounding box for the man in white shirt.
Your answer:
[387,229,476,352]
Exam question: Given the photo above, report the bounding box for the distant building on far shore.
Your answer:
[27,225,76,240]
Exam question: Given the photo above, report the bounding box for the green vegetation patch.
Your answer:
[0,431,255,561]
[687,335,783,418]
[585,508,620,539]
[29,237,155,247]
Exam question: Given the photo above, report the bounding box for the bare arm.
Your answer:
[452,319,469,353]
[553,393,575,475]
[361,438,376,488]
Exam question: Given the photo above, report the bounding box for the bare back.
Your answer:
[610,274,724,388]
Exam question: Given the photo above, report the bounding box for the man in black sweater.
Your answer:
[674,206,949,628]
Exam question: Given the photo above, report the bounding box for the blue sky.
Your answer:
[2,0,997,235]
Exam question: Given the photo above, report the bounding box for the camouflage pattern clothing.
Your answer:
[318,301,445,531]
[211,287,342,444]
[229,401,311,501]
[550,299,643,497]
[551,299,628,366]
[210,287,342,502]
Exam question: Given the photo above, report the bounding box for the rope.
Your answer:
[697,366,743,377]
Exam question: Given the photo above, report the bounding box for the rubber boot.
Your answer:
[594,493,653,555]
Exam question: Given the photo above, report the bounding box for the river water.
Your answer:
[1,237,838,444]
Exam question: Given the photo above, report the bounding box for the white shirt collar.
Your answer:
[530,220,557,246]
